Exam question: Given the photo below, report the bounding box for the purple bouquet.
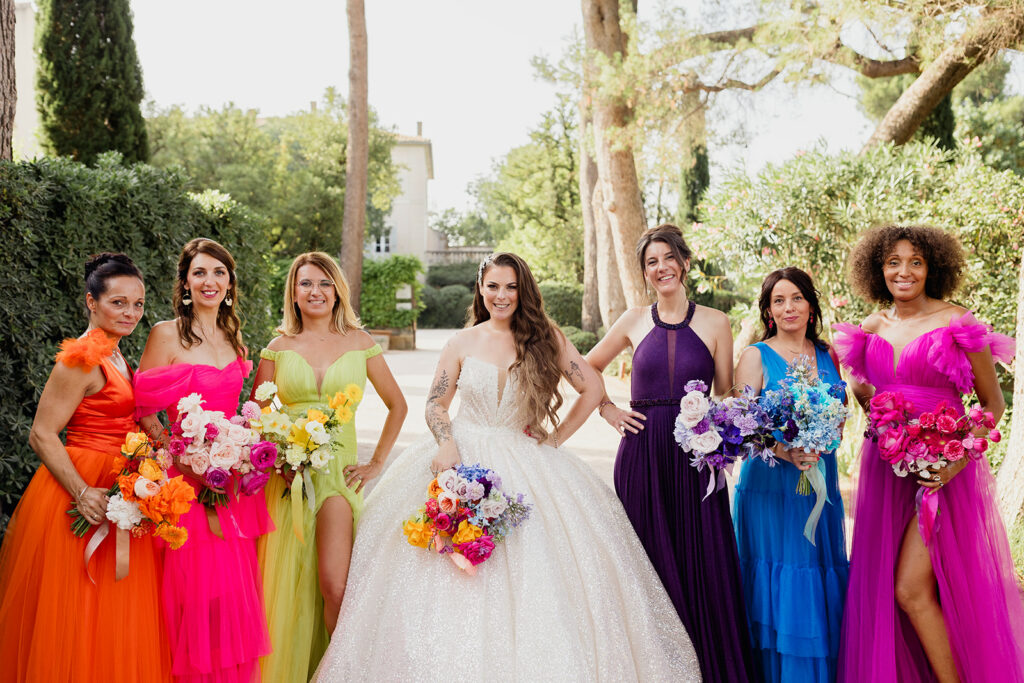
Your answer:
[674,380,777,499]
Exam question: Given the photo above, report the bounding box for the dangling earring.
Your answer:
[809,313,814,325]
[224,296,233,307]
[182,289,192,305]
[768,318,774,329]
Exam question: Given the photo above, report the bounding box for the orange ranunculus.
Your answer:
[122,431,151,458]
[118,473,141,503]
[110,454,128,476]
[427,478,443,498]
[452,520,483,545]
[402,520,434,548]
[131,519,155,538]
[138,458,165,482]
[154,523,188,550]
[138,476,195,524]
[328,392,348,411]
[306,409,329,425]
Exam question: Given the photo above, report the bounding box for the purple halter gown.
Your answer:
[615,302,757,683]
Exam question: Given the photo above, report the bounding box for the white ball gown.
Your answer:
[313,357,701,682]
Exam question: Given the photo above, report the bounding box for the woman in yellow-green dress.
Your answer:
[251,252,407,681]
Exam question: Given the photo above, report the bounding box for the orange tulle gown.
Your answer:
[0,331,172,683]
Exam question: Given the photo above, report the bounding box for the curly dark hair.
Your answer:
[758,267,828,351]
[847,224,966,304]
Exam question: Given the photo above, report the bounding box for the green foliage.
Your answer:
[35,0,149,164]
[419,285,473,329]
[0,154,275,517]
[560,326,598,355]
[359,255,425,329]
[677,143,709,225]
[955,96,1024,177]
[857,73,955,149]
[539,281,583,328]
[429,208,494,248]
[425,261,480,289]
[146,89,400,255]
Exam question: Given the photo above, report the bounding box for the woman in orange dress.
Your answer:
[0,253,172,683]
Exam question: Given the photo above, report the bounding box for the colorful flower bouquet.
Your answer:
[167,393,278,507]
[402,463,532,575]
[68,431,195,549]
[866,391,1000,544]
[674,380,777,500]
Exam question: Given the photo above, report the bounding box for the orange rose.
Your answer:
[122,431,151,458]
[138,458,164,482]
[306,409,329,425]
[154,524,188,550]
[402,520,434,548]
[118,473,141,503]
[328,392,348,410]
[110,454,128,476]
[427,478,443,499]
[437,492,459,515]
[452,520,483,545]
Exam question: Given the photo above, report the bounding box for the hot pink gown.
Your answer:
[135,359,272,683]
[833,312,1024,682]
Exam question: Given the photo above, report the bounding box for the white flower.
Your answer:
[309,446,332,470]
[176,393,205,414]
[261,411,292,437]
[285,443,306,467]
[179,412,209,440]
[689,429,723,455]
[133,476,160,500]
[677,391,710,429]
[105,494,143,530]
[305,421,330,446]
[226,423,253,447]
[436,469,459,492]
[254,381,278,402]
[209,440,240,470]
[479,493,508,519]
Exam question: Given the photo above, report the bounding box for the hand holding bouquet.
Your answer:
[402,463,532,575]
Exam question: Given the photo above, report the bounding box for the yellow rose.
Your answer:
[334,405,354,425]
[138,458,165,482]
[403,520,434,548]
[452,521,483,545]
[122,431,151,458]
[306,409,329,425]
[344,384,363,403]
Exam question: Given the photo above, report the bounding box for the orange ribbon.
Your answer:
[84,522,130,583]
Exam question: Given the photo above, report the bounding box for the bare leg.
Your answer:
[316,495,354,634]
[894,513,961,683]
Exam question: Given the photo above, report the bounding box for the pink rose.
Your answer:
[878,427,908,460]
[918,412,936,429]
[424,499,439,519]
[434,512,453,533]
[936,415,957,434]
[459,535,495,566]
[204,423,220,440]
[678,391,711,429]
[870,392,896,412]
[189,452,211,476]
[226,423,252,445]
[905,439,928,461]
[133,476,160,499]
[239,470,271,496]
[690,429,723,455]
[209,441,240,470]
[248,441,277,470]
[944,440,966,461]
[973,438,989,453]
[168,438,186,457]
[179,412,207,440]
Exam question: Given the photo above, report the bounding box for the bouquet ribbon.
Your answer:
[83,521,130,583]
[289,469,317,544]
[703,463,734,500]
[916,487,940,546]
[802,460,830,545]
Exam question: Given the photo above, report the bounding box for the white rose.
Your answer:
[689,429,723,455]
[479,494,508,519]
[305,421,330,446]
[105,494,143,530]
[179,412,208,440]
[209,441,240,470]
[176,392,205,414]
[309,446,332,470]
[226,423,252,446]
[254,381,278,402]
[436,469,459,492]
[677,391,710,429]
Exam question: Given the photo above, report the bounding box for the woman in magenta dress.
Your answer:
[834,224,1024,682]
[135,238,272,683]
[585,224,756,682]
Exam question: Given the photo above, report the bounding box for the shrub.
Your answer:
[426,261,479,289]
[0,154,276,521]
[360,255,425,329]
[561,325,598,355]
[538,281,583,328]
[419,284,474,329]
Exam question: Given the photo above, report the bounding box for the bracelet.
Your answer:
[598,400,615,416]
[76,483,89,502]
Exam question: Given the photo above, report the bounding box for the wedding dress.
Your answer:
[313,356,701,682]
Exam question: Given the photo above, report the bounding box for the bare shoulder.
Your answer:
[938,302,970,325]
[350,329,377,351]
[148,319,179,342]
[861,311,885,334]
[695,304,731,330]
[737,344,762,365]
[265,334,291,352]
[441,327,474,358]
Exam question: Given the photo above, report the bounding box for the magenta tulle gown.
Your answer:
[833,312,1024,682]
[135,358,273,683]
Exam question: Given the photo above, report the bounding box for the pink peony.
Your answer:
[936,415,957,434]
[168,438,186,457]
[459,535,496,566]
[133,477,160,499]
[944,440,966,461]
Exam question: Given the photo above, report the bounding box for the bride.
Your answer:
[314,253,700,681]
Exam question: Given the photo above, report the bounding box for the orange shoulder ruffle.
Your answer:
[55,328,118,370]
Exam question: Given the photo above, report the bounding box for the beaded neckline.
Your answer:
[651,300,696,330]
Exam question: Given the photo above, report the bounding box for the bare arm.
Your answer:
[426,340,463,473]
[344,353,408,493]
[248,356,277,406]
[709,311,734,398]
[584,308,647,435]
[732,346,764,397]
[549,335,605,446]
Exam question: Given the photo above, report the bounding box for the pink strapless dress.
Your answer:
[833,312,1024,682]
[135,359,272,683]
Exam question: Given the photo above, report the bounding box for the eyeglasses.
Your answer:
[298,279,335,292]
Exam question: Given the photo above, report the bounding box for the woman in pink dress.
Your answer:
[135,238,272,683]
[834,224,1024,682]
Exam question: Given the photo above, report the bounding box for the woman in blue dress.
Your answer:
[733,267,849,682]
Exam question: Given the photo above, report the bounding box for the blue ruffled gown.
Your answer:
[733,342,849,682]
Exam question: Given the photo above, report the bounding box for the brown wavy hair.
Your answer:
[636,223,693,293]
[470,253,563,441]
[758,267,829,351]
[173,238,245,357]
[848,224,966,304]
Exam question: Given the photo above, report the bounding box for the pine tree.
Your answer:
[35,0,148,164]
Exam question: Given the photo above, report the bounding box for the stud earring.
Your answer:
[182,290,192,305]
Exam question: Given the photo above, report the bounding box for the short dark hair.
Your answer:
[636,224,693,280]
[758,267,828,350]
[84,252,142,302]
[848,224,966,304]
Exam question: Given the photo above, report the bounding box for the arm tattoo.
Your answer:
[564,360,586,389]
[426,370,453,444]
[427,370,450,402]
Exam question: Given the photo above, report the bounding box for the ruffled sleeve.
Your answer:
[55,328,117,370]
[259,348,281,362]
[133,365,195,420]
[238,358,253,378]
[929,311,1017,393]
[831,323,870,384]
[364,343,383,360]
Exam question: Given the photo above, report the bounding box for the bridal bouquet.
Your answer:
[866,391,999,544]
[674,380,777,500]
[68,431,195,549]
[167,393,278,506]
[402,463,532,575]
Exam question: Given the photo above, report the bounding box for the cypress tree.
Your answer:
[35,0,149,164]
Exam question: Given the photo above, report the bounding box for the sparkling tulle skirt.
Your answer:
[313,420,701,682]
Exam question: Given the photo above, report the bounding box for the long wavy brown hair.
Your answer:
[173,238,245,357]
[470,253,563,441]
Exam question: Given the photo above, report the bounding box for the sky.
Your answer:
[128,1,1022,214]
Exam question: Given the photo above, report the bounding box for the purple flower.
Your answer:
[204,467,230,489]
[692,418,711,435]
[239,469,270,496]
[783,419,799,442]
[684,379,708,394]
[249,440,278,470]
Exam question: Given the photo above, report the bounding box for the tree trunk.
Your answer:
[0,0,15,161]
[581,0,648,307]
[579,98,601,333]
[341,0,369,314]
[594,182,628,328]
[863,7,1024,150]
[998,254,1024,529]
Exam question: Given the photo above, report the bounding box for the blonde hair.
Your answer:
[278,252,360,336]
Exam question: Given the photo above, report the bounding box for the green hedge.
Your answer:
[360,255,424,329]
[425,261,479,288]
[420,284,474,328]
[0,154,276,521]
[560,326,598,354]
[538,281,582,328]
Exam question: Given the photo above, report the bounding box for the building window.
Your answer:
[373,232,391,254]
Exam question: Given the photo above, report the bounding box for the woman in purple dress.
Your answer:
[834,224,1023,682]
[585,224,757,682]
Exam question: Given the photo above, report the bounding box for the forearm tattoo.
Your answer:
[426,370,453,444]
[564,360,586,390]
